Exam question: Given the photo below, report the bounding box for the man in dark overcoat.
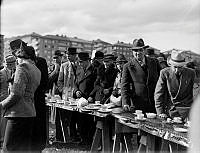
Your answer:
[121,38,161,113]
[121,38,161,152]
[73,52,97,145]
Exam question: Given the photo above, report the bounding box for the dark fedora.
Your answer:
[53,50,63,58]
[94,51,104,59]
[116,54,127,63]
[78,52,90,61]
[66,47,77,55]
[131,38,149,50]
[103,54,115,61]
[10,39,27,52]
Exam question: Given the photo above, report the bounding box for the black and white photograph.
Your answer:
[1,0,200,152]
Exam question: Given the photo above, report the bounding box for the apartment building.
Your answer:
[112,41,133,61]
[5,32,93,65]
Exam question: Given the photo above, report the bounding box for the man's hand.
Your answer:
[159,113,168,118]
[76,91,82,98]
[103,89,110,95]
[123,105,130,112]
[87,97,93,103]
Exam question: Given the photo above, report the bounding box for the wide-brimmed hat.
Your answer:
[78,52,90,61]
[53,50,63,58]
[131,38,149,51]
[66,47,77,55]
[168,50,187,66]
[10,39,27,51]
[116,54,127,63]
[103,54,115,62]
[94,51,104,59]
[4,54,16,64]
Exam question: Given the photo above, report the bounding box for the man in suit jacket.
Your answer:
[121,38,161,152]
[154,50,196,153]
[154,49,196,120]
[121,38,161,113]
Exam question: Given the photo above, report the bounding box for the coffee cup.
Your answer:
[95,101,101,104]
[135,110,143,114]
[173,117,182,123]
[137,113,144,120]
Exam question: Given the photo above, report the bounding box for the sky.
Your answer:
[1,0,200,54]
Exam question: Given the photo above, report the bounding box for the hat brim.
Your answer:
[78,58,91,61]
[168,58,187,66]
[94,57,104,60]
[131,45,149,50]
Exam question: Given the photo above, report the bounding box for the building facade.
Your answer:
[4,32,93,65]
[112,41,133,61]
[0,34,4,66]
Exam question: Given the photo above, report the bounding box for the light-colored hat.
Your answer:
[4,54,16,64]
[168,49,187,66]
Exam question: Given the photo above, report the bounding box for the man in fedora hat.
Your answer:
[102,54,118,101]
[154,50,196,152]
[55,47,79,143]
[73,52,97,145]
[122,38,160,113]
[121,38,161,152]
[89,51,105,103]
[155,49,195,120]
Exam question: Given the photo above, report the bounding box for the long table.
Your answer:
[46,101,189,152]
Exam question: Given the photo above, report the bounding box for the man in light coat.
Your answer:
[56,47,79,142]
[155,49,196,120]
[154,49,196,152]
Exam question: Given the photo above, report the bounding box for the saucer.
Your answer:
[135,117,147,121]
[98,109,112,113]
[174,127,188,133]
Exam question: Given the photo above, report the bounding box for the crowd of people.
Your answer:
[0,38,199,153]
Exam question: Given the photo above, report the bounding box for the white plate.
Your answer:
[174,127,188,132]
[98,109,112,113]
[89,104,102,107]
[135,117,147,121]
[80,109,92,113]
[84,106,100,110]
[172,120,183,123]
[69,103,77,106]
[49,100,56,103]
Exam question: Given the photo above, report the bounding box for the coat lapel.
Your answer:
[168,68,181,99]
[176,69,187,98]
[129,58,146,83]
[77,64,93,84]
